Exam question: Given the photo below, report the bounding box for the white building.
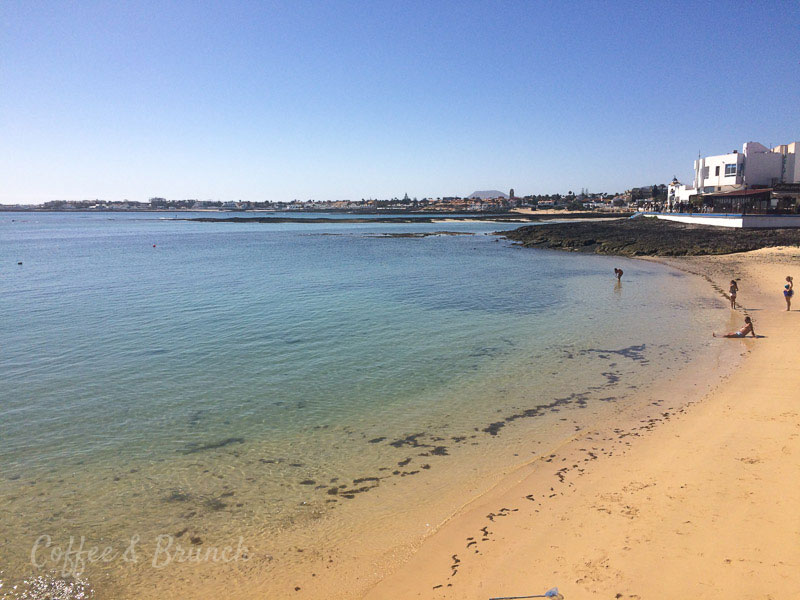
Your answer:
[694,141,799,193]
[666,177,694,209]
[667,141,800,211]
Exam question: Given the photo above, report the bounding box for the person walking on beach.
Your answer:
[785,276,794,311]
[729,280,738,309]
[614,268,623,281]
[714,316,756,338]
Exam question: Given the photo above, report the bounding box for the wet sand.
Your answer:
[365,247,800,599]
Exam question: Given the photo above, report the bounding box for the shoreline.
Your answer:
[364,247,800,599]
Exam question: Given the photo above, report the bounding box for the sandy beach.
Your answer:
[365,247,800,600]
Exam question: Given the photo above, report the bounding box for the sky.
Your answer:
[1,1,799,204]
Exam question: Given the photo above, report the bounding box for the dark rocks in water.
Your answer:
[483,393,588,440]
[601,371,621,385]
[430,446,449,456]
[164,490,191,503]
[397,457,412,467]
[500,218,800,256]
[337,479,380,496]
[389,432,427,448]
[204,497,228,511]
[299,479,316,485]
[483,422,505,436]
[368,437,386,444]
[353,476,380,484]
[181,437,245,454]
[583,344,647,362]
[190,536,203,545]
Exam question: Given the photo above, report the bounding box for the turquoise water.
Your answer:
[0,212,726,597]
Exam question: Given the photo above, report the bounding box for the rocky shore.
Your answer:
[501,217,800,256]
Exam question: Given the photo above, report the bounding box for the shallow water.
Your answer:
[1,212,730,597]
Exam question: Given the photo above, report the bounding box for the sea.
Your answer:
[0,211,735,598]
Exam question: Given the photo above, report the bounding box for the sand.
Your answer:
[364,247,800,600]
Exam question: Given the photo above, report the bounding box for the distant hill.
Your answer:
[468,190,508,200]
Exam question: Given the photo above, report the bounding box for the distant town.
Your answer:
[4,140,798,216]
[0,186,667,213]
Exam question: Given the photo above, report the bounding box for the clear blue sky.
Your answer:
[2,0,799,204]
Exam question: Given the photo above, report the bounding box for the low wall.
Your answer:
[645,213,800,229]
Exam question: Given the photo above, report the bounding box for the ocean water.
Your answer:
[0,212,730,598]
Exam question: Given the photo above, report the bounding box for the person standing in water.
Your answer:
[729,279,738,309]
[714,316,756,338]
[614,268,623,281]
[785,276,794,311]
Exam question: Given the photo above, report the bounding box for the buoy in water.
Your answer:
[153,244,156,248]
[18,261,23,265]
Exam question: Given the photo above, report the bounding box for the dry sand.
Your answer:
[365,247,800,600]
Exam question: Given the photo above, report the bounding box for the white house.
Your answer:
[693,141,799,193]
[666,177,695,209]
[667,141,800,212]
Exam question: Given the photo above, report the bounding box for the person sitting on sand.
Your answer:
[785,276,794,311]
[729,280,738,309]
[614,268,623,281]
[714,316,756,338]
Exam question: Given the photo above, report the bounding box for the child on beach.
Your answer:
[729,280,738,309]
[714,316,756,338]
[785,276,793,311]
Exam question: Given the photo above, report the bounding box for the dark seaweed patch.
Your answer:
[164,490,191,503]
[483,422,505,436]
[389,433,428,448]
[181,437,245,454]
[203,497,228,511]
[353,477,380,484]
[583,344,647,363]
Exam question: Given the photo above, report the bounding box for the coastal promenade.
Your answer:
[365,247,800,599]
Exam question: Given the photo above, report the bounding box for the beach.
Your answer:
[3,214,798,599]
[2,213,733,600]
[365,247,800,599]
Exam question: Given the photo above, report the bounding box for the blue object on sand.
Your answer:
[488,587,560,600]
